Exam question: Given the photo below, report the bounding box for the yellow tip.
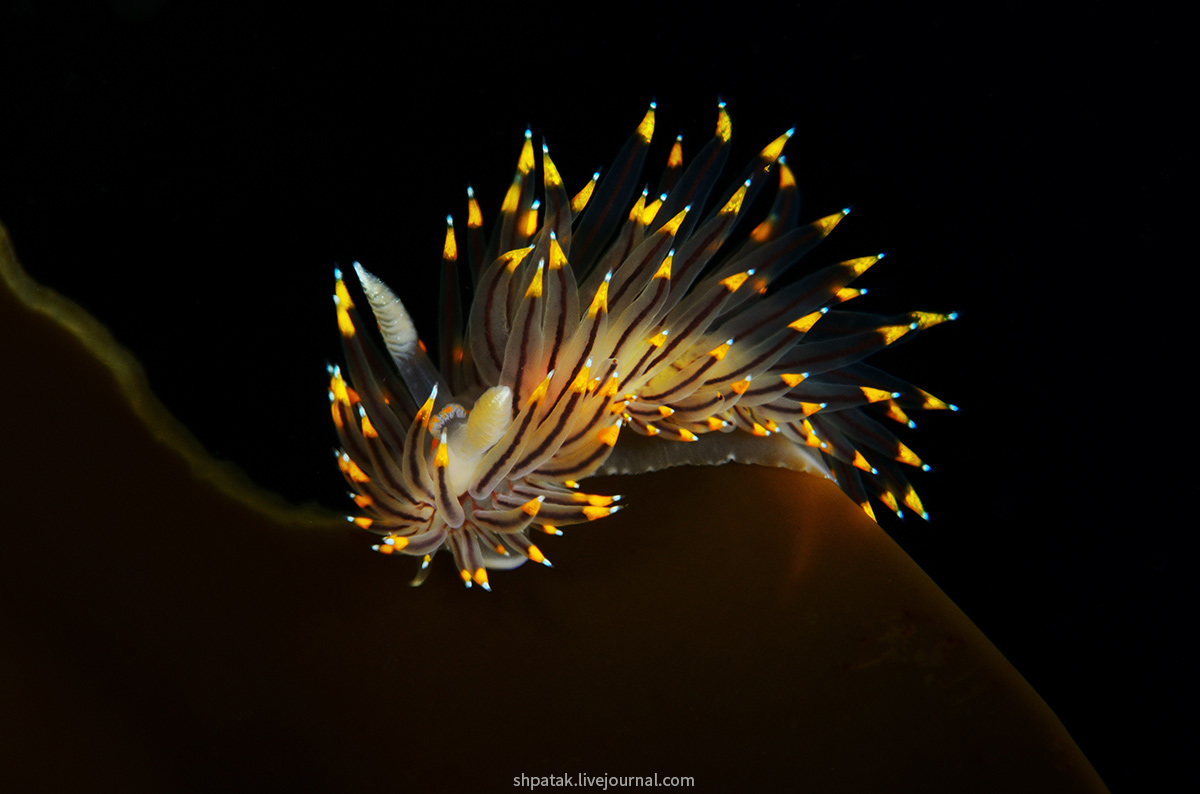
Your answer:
[816,210,848,236]
[442,222,458,262]
[415,392,436,427]
[340,456,371,484]
[570,361,591,393]
[335,279,356,338]
[542,147,563,188]
[640,193,663,226]
[719,270,751,292]
[910,311,955,330]
[571,176,596,214]
[896,442,923,467]
[918,389,955,411]
[329,370,350,406]
[596,423,621,447]
[467,194,483,229]
[720,182,749,216]
[652,254,673,281]
[885,399,912,425]
[517,133,535,175]
[520,205,538,237]
[759,129,791,162]
[715,106,731,143]
[878,325,912,345]
[778,161,796,189]
[334,278,355,311]
[548,236,568,270]
[749,219,774,243]
[524,260,545,299]
[860,386,893,403]
[360,412,378,439]
[332,319,359,351]
[587,277,609,318]
[787,310,824,334]
[660,207,689,237]
[572,493,614,506]
[902,485,925,516]
[667,137,683,168]
[627,191,647,223]
[637,104,656,143]
[501,246,534,273]
[527,372,553,406]
[844,254,880,278]
[500,181,521,214]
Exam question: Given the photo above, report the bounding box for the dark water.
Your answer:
[1,3,1189,790]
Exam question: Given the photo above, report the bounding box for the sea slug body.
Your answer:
[327,102,956,589]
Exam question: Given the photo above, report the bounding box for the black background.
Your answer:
[1,1,1190,790]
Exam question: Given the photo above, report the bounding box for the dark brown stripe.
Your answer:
[640,354,719,402]
[538,441,611,478]
[702,331,792,387]
[473,407,538,493]
[509,389,582,474]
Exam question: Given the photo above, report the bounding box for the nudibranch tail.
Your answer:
[329,102,955,588]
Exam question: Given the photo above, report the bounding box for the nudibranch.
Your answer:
[328,102,956,590]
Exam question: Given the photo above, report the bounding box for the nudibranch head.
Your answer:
[328,103,955,589]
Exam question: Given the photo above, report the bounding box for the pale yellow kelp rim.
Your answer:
[0,220,341,529]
